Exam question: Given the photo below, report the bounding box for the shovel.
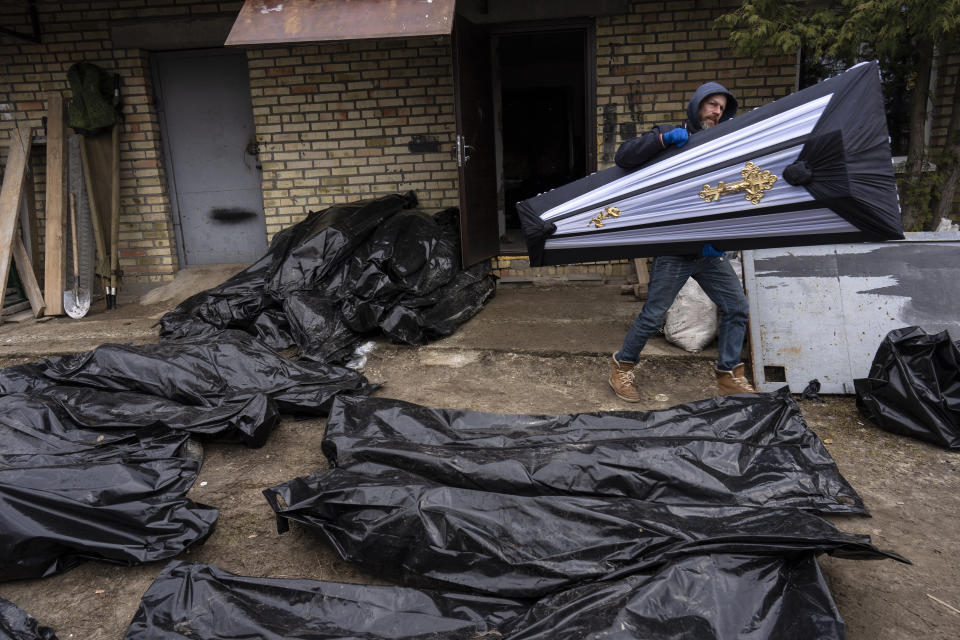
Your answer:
[63,192,91,319]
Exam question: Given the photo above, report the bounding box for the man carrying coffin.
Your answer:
[609,82,757,402]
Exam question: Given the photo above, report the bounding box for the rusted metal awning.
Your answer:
[225,0,455,46]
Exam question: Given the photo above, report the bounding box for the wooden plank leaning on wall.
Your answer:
[12,233,45,317]
[44,93,67,316]
[0,122,33,314]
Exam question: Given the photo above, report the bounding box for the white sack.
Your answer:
[664,280,717,352]
[663,255,743,353]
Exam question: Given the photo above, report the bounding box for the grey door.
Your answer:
[154,49,267,265]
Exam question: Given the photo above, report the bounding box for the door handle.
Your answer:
[456,135,475,167]
[245,136,262,170]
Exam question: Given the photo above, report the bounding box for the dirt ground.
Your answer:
[0,282,957,639]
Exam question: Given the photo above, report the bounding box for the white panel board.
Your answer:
[743,232,960,394]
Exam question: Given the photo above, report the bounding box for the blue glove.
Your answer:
[662,128,689,147]
[701,243,726,258]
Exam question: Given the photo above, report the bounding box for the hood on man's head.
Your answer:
[686,82,738,131]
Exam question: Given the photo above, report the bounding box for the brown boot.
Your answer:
[716,363,758,395]
[609,353,641,402]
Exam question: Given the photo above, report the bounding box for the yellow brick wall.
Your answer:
[596,0,796,168]
[1,0,800,288]
[493,255,635,281]
[246,38,459,239]
[0,0,241,284]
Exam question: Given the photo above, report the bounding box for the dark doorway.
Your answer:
[495,28,591,253]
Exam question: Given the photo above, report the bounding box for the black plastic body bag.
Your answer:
[246,391,907,639]
[0,328,376,581]
[0,395,217,581]
[123,555,848,640]
[158,194,496,363]
[855,326,960,449]
[1,597,59,640]
[320,391,868,514]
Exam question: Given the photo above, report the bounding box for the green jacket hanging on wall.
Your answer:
[67,62,119,135]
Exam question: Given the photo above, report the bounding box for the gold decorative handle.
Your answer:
[699,162,778,205]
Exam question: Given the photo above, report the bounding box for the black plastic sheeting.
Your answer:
[114,390,907,638]
[124,561,526,640]
[124,555,848,640]
[498,553,847,640]
[259,390,905,635]
[0,597,58,640]
[0,193,497,583]
[0,327,380,580]
[264,464,900,598]
[855,326,960,450]
[0,395,217,581]
[0,374,278,447]
[159,193,496,363]
[39,329,371,416]
[0,329,373,446]
[321,392,868,514]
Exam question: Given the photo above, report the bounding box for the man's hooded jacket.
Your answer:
[615,82,738,169]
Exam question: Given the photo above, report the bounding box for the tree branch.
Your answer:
[931,75,960,224]
[900,41,934,230]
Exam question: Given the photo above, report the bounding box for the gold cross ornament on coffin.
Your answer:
[698,162,778,205]
[587,206,621,228]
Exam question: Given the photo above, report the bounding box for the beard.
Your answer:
[701,118,718,129]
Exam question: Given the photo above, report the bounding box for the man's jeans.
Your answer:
[616,255,749,371]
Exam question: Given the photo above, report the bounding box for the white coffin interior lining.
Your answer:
[550,146,812,236]
[544,209,860,249]
[540,93,834,222]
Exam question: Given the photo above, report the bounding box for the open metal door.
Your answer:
[453,15,499,267]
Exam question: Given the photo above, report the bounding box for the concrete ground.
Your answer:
[0,269,957,639]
